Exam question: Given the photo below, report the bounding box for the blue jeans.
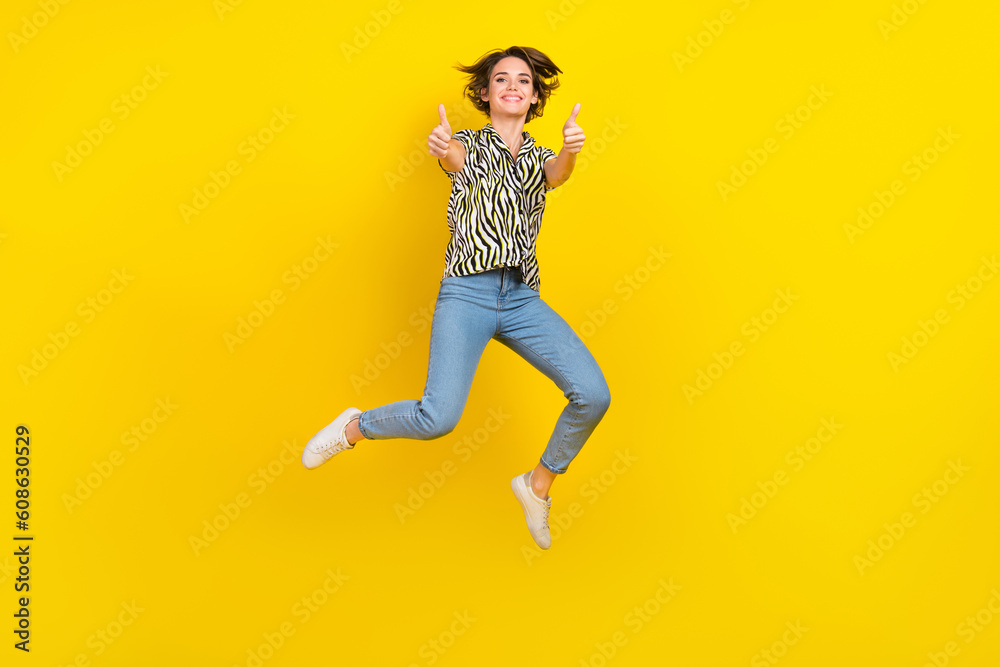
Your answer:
[356,265,611,474]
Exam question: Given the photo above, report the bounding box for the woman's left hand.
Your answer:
[562,103,585,154]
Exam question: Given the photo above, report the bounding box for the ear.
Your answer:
[480,87,489,101]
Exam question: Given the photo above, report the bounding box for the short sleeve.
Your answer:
[540,146,559,191]
[438,129,475,183]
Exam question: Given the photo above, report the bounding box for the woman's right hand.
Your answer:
[428,104,452,158]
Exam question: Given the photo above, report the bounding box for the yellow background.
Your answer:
[3,0,999,664]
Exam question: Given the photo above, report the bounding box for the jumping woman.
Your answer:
[302,46,611,549]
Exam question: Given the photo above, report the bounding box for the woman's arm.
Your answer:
[544,149,576,189]
[544,103,584,188]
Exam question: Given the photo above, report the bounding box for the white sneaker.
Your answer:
[302,407,362,469]
[511,471,552,549]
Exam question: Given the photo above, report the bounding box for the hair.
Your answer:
[455,46,562,124]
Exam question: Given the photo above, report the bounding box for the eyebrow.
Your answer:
[494,71,531,78]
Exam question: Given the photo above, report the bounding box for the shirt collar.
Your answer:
[482,122,535,153]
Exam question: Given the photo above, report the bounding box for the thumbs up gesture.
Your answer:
[429,104,453,158]
[562,103,585,154]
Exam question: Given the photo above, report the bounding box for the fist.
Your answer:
[429,104,452,158]
[562,103,585,154]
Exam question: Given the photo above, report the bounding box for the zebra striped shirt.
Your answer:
[438,122,559,292]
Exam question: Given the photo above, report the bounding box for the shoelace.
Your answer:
[541,499,551,526]
[316,428,351,454]
[322,440,349,454]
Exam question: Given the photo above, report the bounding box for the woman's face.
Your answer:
[480,56,538,120]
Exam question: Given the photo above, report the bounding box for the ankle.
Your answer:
[345,417,363,445]
[530,481,550,500]
[529,469,553,500]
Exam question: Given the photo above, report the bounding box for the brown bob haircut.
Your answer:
[455,46,562,124]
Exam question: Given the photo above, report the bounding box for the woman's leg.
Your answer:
[344,417,364,445]
[496,286,611,498]
[353,276,496,441]
[528,462,557,499]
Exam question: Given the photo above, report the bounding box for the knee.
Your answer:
[424,419,458,440]
[594,381,611,418]
[573,380,611,422]
[418,404,461,440]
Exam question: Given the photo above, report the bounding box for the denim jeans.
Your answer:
[356,265,611,474]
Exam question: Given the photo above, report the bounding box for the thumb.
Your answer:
[567,102,581,123]
[438,104,450,129]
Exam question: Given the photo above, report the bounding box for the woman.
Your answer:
[302,46,611,550]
